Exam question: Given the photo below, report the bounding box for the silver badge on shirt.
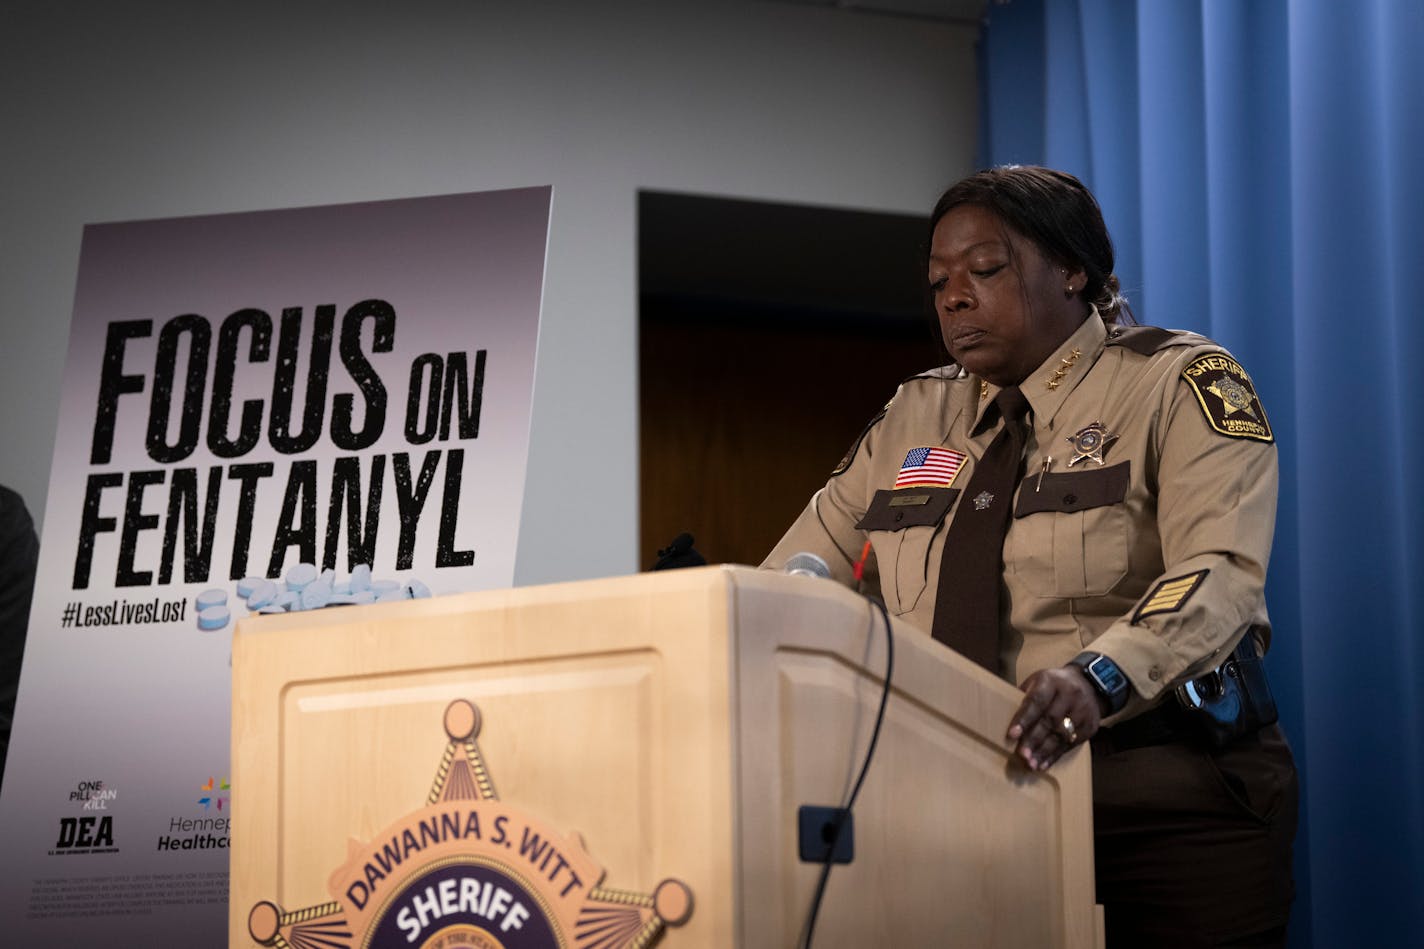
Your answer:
[1066,421,1119,467]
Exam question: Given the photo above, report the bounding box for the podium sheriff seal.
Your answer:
[248,701,693,949]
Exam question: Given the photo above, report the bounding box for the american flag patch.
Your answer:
[894,447,966,489]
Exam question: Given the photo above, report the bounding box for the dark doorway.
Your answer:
[639,192,943,569]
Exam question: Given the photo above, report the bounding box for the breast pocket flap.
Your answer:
[856,487,959,532]
[1014,462,1130,517]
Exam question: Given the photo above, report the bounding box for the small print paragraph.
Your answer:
[27,871,228,919]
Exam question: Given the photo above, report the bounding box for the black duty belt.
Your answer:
[1092,633,1280,756]
[1090,703,1187,757]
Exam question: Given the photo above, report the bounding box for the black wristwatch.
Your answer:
[1070,652,1130,715]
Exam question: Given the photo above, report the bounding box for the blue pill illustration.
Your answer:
[196,588,227,610]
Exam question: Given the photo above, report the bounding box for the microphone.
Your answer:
[783,552,831,579]
[786,547,894,948]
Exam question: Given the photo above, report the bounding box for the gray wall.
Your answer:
[0,0,977,585]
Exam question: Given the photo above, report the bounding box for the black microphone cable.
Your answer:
[797,595,895,949]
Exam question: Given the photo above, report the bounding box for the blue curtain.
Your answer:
[979,1,1424,945]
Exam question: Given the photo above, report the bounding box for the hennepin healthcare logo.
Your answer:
[198,775,231,811]
[248,701,694,949]
[50,779,120,856]
[155,776,233,852]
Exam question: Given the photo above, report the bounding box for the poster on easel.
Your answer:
[0,186,552,944]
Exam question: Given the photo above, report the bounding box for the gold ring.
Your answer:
[1061,716,1078,743]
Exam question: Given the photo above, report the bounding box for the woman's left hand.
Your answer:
[1006,667,1105,771]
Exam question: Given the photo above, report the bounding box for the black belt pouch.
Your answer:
[1174,628,1280,748]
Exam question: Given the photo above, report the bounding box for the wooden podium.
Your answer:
[231,566,1102,947]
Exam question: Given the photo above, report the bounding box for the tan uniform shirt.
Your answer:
[763,314,1278,723]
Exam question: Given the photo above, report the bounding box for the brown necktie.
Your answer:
[931,386,1030,673]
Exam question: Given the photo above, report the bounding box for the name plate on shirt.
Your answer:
[856,488,958,532]
[889,494,933,507]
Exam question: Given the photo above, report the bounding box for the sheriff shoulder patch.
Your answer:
[1133,570,1210,623]
[1181,354,1274,442]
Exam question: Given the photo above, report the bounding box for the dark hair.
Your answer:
[928,165,1132,324]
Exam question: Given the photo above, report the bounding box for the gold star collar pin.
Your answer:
[1067,421,1119,467]
[1045,348,1082,391]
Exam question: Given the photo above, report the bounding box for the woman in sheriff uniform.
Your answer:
[764,166,1297,948]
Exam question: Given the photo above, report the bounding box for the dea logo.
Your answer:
[248,700,693,949]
